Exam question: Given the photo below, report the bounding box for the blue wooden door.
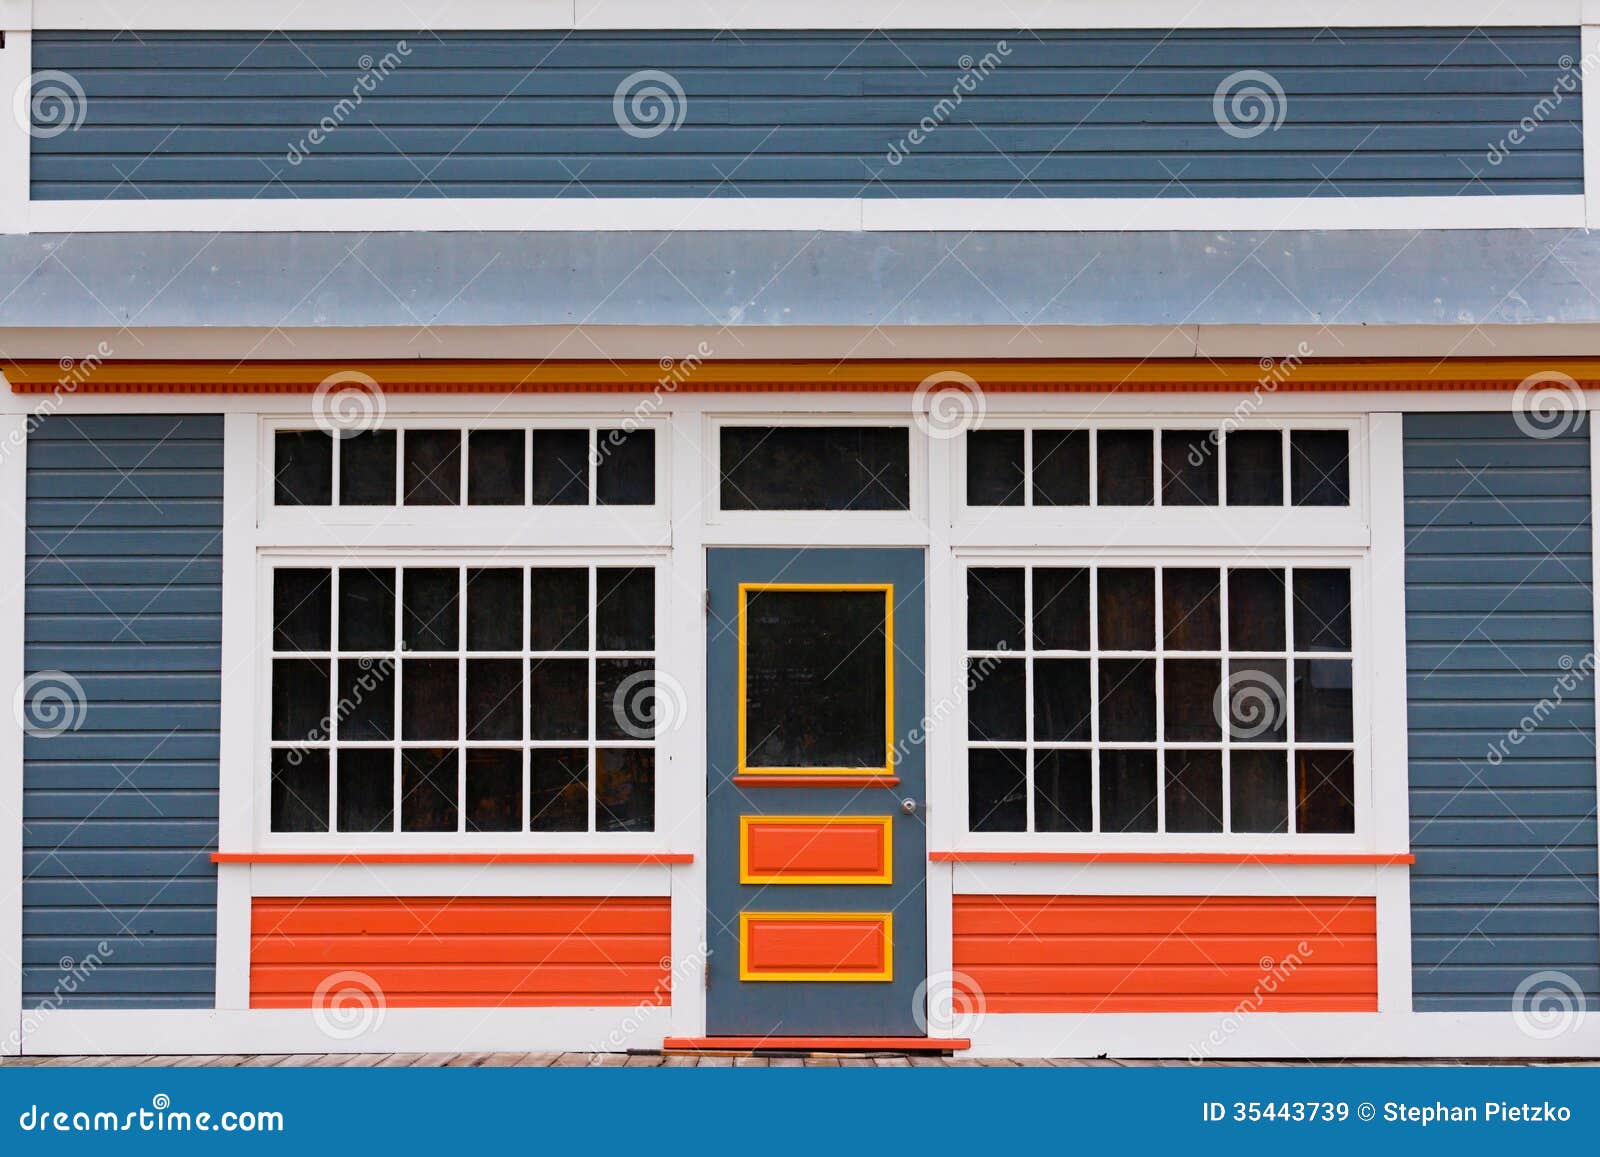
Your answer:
[705,548,928,1036]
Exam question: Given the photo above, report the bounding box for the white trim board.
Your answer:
[17,196,1584,236]
[0,414,26,1055]
[12,1,1587,31]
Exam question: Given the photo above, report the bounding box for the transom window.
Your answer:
[274,426,655,507]
[965,562,1357,836]
[720,426,911,511]
[269,563,657,835]
[966,426,1350,508]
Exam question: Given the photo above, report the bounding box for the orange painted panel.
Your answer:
[952,896,1377,1013]
[740,913,892,981]
[742,817,890,883]
[249,897,671,1008]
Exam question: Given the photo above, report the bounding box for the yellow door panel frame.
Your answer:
[738,815,894,885]
[738,911,894,983]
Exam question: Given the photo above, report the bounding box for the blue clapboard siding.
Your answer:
[22,416,223,1009]
[30,28,1581,199]
[1404,413,1600,1012]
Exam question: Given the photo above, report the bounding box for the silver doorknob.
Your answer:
[900,797,918,815]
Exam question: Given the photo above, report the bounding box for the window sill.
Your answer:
[212,852,693,865]
[929,851,1412,866]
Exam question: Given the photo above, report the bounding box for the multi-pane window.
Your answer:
[274,426,656,507]
[966,426,1350,508]
[965,563,1356,836]
[269,564,657,835]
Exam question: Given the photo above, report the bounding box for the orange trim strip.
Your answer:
[930,852,1414,865]
[732,775,900,789]
[214,852,692,865]
[662,1036,969,1052]
[9,358,1594,394]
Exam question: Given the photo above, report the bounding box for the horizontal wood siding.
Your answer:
[22,415,223,1009]
[952,896,1378,1012]
[250,898,672,1007]
[1403,413,1600,1011]
[30,28,1580,199]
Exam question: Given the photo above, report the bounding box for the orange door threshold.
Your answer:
[660,1037,970,1055]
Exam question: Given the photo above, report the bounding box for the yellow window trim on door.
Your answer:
[736,582,895,777]
[738,911,894,982]
[738,814,894,885]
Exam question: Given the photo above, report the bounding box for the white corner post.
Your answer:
[0,22,30,235]
[0,409,28,1053]
[1584,19,1600,229]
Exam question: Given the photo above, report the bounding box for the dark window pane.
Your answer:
[967,658,1026,742]
[1097,430,1154,506]
[1164,659,1221,741]
[468,429,526,505]
[529,568,588,651]
[968,748,1026,832]
[402,568,458,652]
[529,658,588,740]
[401,747,458,833]
[1161,430,1219,506]
[1290,430,1350,506]
[1034,430,1090,506]
[720,426,910,511]
[466,569,523,652]
[336,658,394,741]
[272,659,328,741]
[339,430,397,505]
[744,589,888,767]
[966,430,1024,506]
[597,748,654,832]
[1294,658,1353,741]
[1293,569,1353,652]
[273,568,331,651]
[529,748,589,832]
[1098,658,1155,741]
[465,748,522,833]
[1296,750,1355,833]
[597,658,653,741]
[271,749,328,832]
[1228,568,1285,651]
[1101,750,1158,832]
[467,659,522,740]
[1225,430,1282,505]
[967,568,1025,651]
[1034,750,1091,832]
[597,568,654,651]
[1225,660,1288,744]
[1165,749,1223,833]
[401,659,458,740]
[1164,568,1221,651]
[1033,568,1089,651]
[1231,750,1288,833]
[1034,658,1091,742]
[338,568,395,651]
[1099,568,1155,650]
[531,429,591,505]
[402,429,461,506]
[596,428,656,505]
[336,748,394,833]
[275,431,332,506]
